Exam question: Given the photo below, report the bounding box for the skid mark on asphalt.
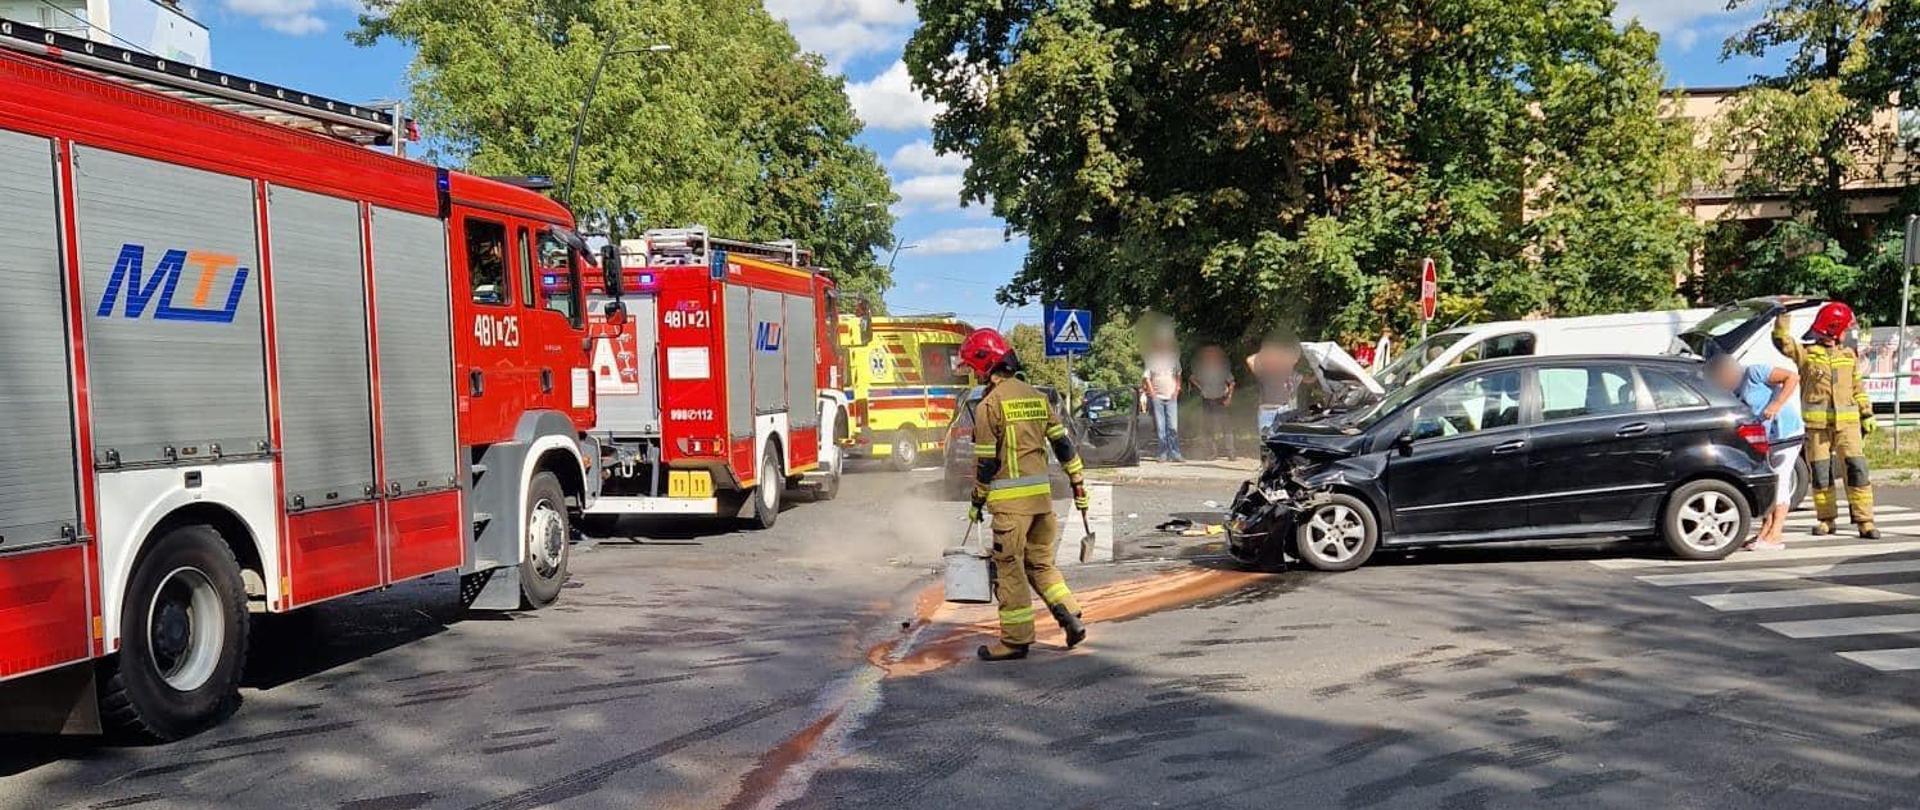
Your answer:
[480,738,557,756]
[87,794,165,809]
[196,720,356,751]
[1339,736,1563,809]
[464,692,813,810]
[1533,768,1643,799]
[112,747,285,782]
[1323,727,1413,765]
[337,793,435,810]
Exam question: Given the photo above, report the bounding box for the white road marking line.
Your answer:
[1589,540,1920,570]
[1762,613,1920,639]
[1638,558,1920,587]
[1693,583,1920,612]
[1837,647,1920,671]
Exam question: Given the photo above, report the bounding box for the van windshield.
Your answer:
[1377,332,1467,389]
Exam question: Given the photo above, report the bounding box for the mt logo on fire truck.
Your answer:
[96,243,251,323]
[755,321,784,352]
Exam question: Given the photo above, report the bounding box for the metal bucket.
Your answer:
[943,547,992,604]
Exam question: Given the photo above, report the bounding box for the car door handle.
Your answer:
[1615,422,1651,437]
[1491,439,1527,454]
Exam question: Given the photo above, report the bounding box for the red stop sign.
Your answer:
[1419,258,1437,321]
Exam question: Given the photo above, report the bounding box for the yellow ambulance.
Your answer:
[839,315,973,470]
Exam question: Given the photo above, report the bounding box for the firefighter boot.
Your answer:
[1844,453,1878,538]
[977,642,1030,661]
[1049,602,1088,649]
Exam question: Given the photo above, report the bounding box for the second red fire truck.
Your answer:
[582,227,847,527]
[0,20,616,739]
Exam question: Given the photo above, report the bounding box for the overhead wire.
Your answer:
[33,0,162,57]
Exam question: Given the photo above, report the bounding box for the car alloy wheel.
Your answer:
[1676,490,1739,552]
[1304,505,1366,564]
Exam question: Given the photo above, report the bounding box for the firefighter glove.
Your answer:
[968,498,985,525]
[1073,482,1089,511]
[1864,415,1880,435]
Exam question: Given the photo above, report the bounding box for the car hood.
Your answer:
[1263,423,1370,460]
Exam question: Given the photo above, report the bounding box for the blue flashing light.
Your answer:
[543,274,557,285]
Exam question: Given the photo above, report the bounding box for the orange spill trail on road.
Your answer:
[717,566,1276,810]
[874,568,1271,678]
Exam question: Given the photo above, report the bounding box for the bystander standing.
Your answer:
[1142,332,1185,462]
[1191,344,1236,460]
[1247,338,1303,436]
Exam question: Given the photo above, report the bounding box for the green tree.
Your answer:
[354,0,896,295]
[905,0,1702,343]
[1078,316,1139,391]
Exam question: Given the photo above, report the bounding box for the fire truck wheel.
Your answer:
[749,446,784,529]
[888,429,920,471]
[519,472,571,609]
[100,524,249,742]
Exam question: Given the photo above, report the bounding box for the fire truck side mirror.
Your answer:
[599,244,624,299]
[604,301,629,328]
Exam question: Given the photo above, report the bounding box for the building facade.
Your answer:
[0,0,208,67]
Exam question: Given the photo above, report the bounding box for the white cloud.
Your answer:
[847,60,942,131]
[894,173,965,211]
[915,227,1012,256]
[889,140,967,176]
[222,0,360,36]
[1612,0,1745,52]
[766,0,918,69]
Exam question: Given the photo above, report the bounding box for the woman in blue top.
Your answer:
[1709,354,1804,551]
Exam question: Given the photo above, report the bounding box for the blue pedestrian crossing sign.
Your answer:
[1044,304,1093,358]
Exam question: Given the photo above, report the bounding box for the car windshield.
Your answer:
[1675,300,1773,356]
[1376,332,1468,388]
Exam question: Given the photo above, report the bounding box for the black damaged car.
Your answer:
[1227,355,1777,571]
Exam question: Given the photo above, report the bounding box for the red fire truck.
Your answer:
[0,21,612,739]
[582,227,847,527]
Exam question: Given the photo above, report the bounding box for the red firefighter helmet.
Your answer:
[959,328,1018,378]
[1809,301,1856,342]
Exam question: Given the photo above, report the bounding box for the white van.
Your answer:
[1671,297,1830,510]
[1375,308,1717,389]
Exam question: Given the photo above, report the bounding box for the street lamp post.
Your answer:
[561,37,672,211]
[884,239,918,276]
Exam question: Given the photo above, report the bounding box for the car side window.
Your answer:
[1536,365,1637,422]
[1455,332,1536,364]
[1407,369,1524,440]
[1642,369,1708,410]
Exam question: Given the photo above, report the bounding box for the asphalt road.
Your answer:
[13,464,1920,809]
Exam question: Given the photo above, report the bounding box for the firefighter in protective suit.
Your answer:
[959,328,1091,661]
[1775,302,1880,538]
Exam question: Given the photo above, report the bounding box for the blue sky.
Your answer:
[180,0,1775,330]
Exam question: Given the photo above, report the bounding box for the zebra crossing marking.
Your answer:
[1837,648,1920,672]
[1693,583,1920,612]
[1638,558,1920,587]
[1590,540,1920,570]
[1761,614,1920,639]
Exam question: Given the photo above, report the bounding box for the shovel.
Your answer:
[1079,508,1096,563]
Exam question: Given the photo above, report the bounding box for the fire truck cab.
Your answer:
[0,20,606,740]
[584,227,847,528]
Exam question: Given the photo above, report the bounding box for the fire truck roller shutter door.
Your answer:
[74,146,268,467]
[0,130,81,548]
[784,294,817,429]
[369,207,458,496]
[592,294,660,434]
[726,285,752,440]
[266,187,376,510]
[751,288,787,416]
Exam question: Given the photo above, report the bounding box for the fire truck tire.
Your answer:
[519,472,571,609]
[99,524,249,742]
[888,429,920,471]
[748,446,784,530]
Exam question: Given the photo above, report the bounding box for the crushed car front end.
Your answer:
[1226,426,1377,568]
